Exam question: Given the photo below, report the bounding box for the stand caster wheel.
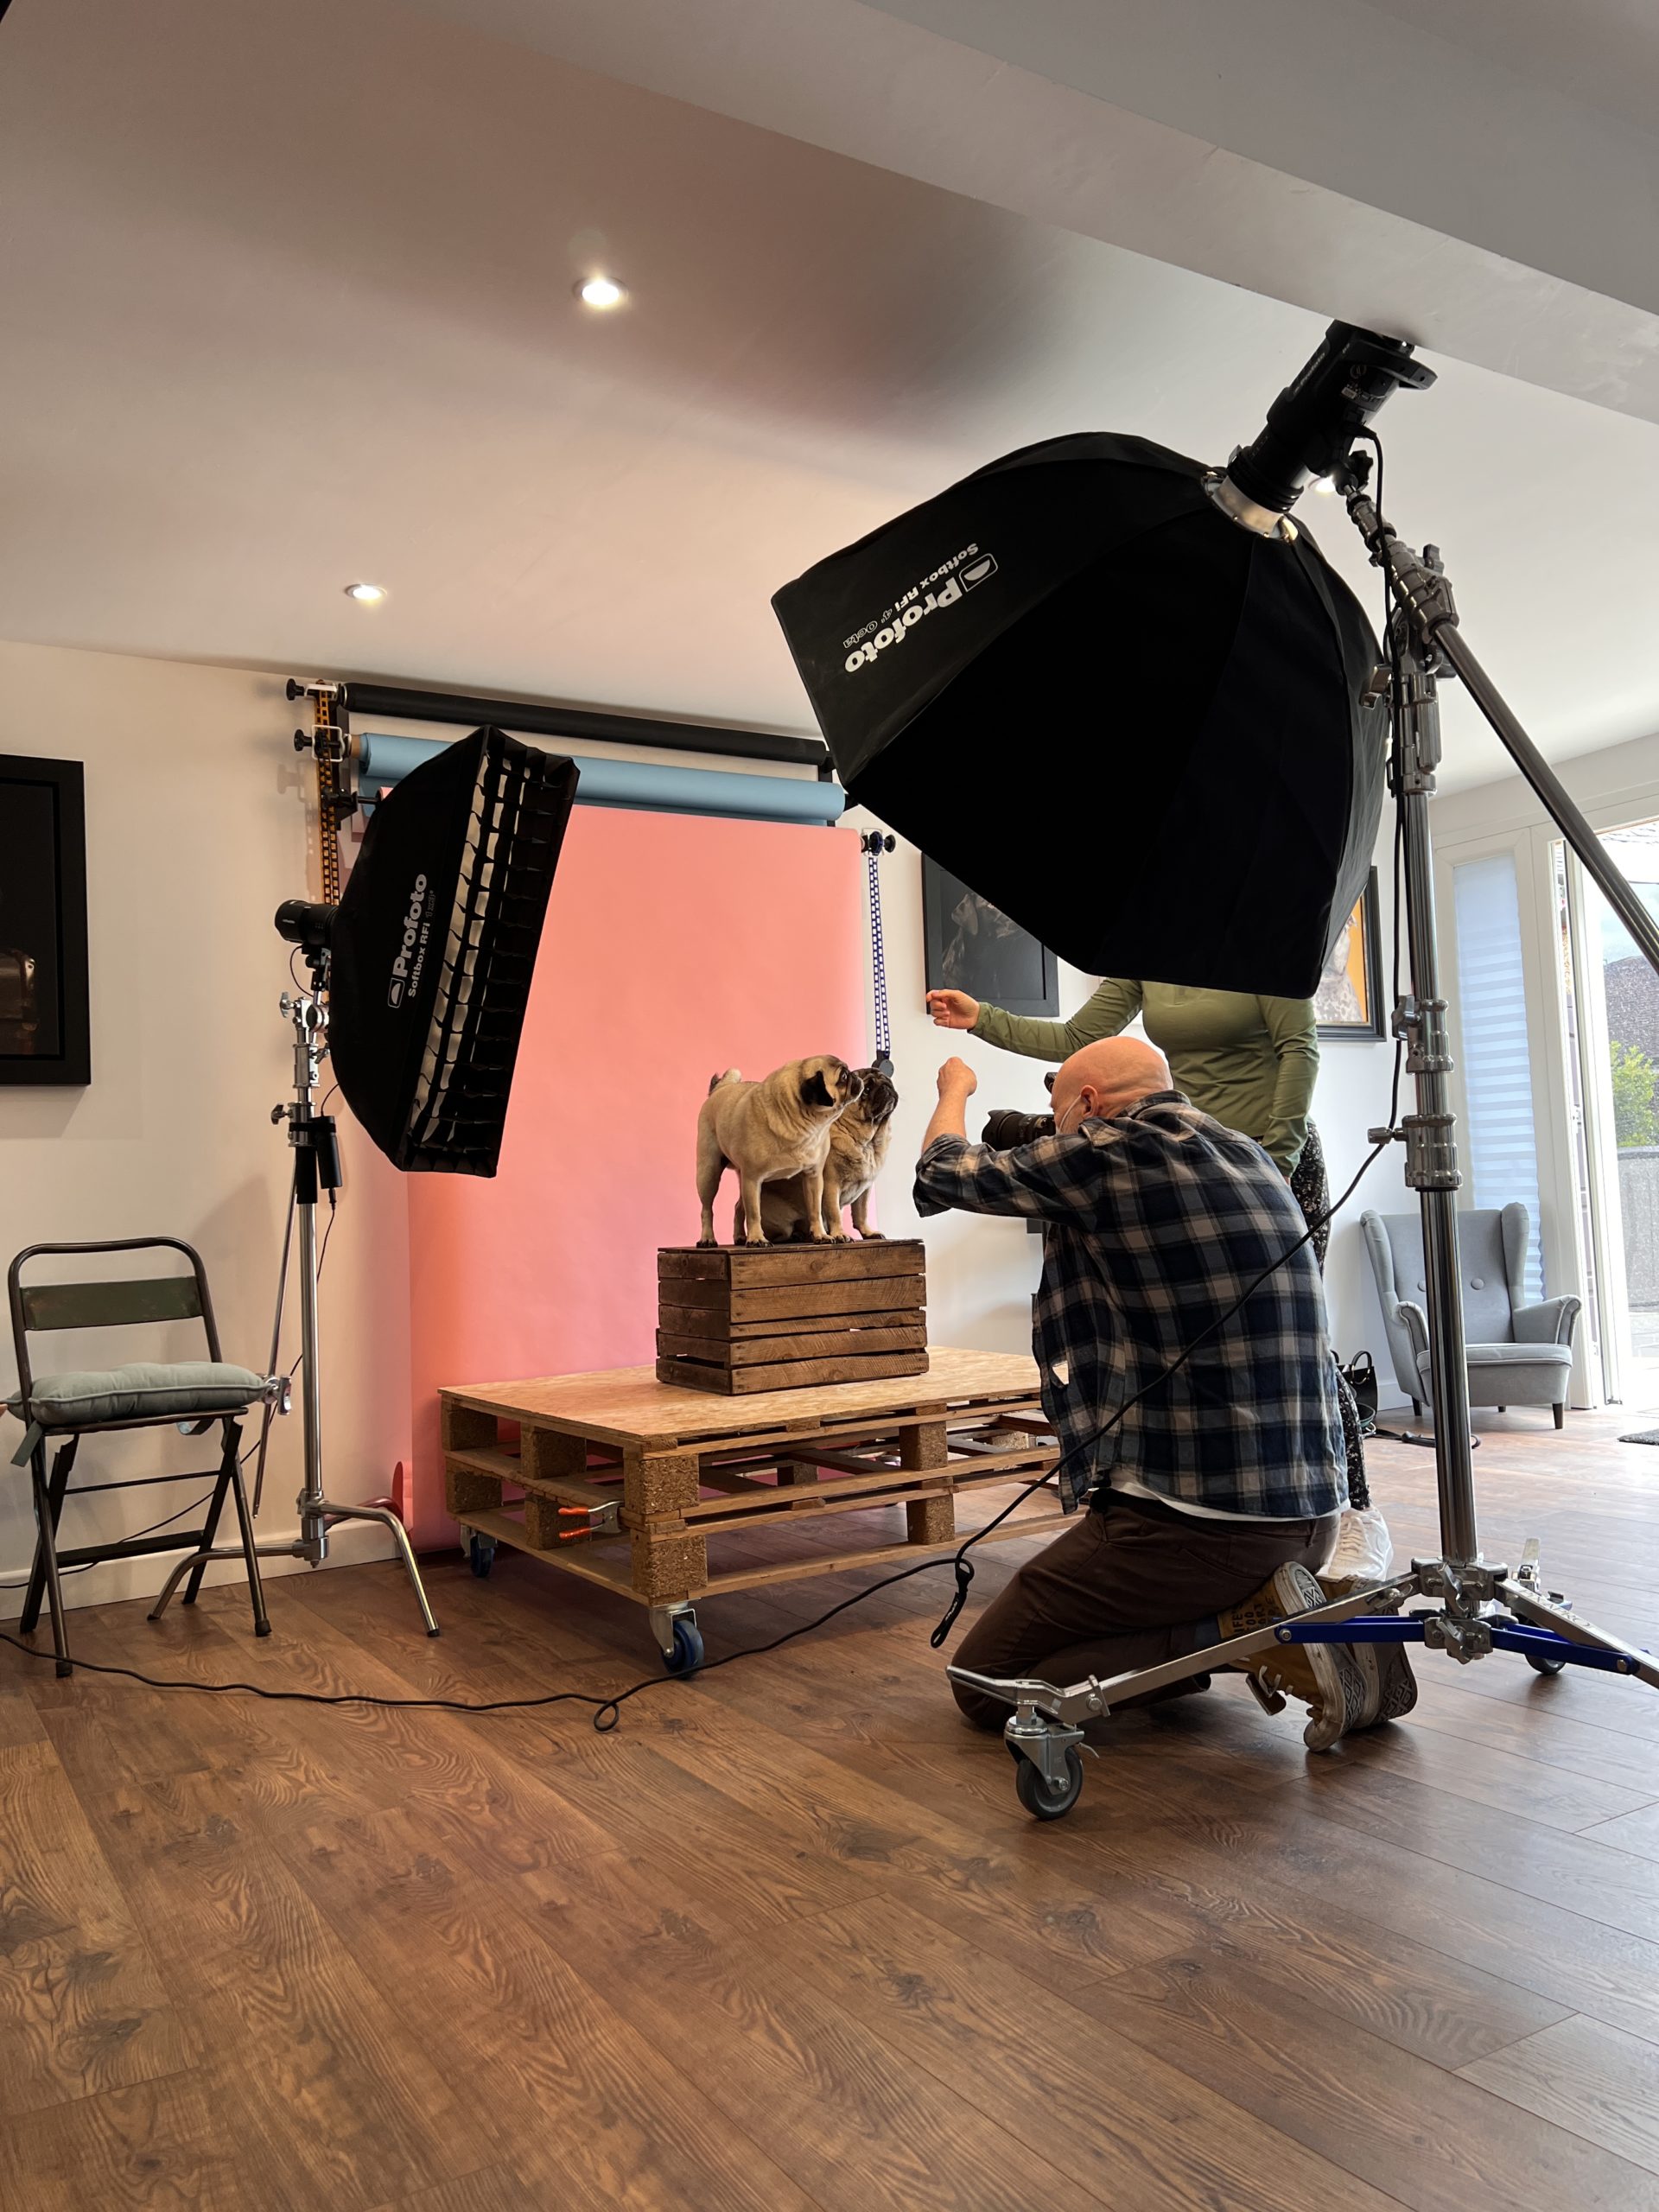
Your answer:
[467,1534,497,1579]
[1012,1745,1084,1821]
[662,1618,704,1675]
[1526,1649,1567,1675]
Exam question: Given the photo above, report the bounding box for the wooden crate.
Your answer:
[657,1240,927,1394]
[438,1348,1062,1646]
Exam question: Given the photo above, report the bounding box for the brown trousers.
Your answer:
[950,1491,1338,1730]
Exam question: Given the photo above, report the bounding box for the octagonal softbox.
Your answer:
[772,432,1386,997]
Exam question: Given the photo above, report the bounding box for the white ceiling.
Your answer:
[2,0,1656,792]
[1357,0,1659,139]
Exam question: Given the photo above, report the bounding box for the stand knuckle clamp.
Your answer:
[1402,1113,1460,1190]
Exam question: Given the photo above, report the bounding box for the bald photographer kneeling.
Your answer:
[915,1039,1414,1748]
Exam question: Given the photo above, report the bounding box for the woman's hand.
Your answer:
[926,988,980,1030]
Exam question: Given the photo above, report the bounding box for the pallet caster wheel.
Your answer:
[1526,1649,1567,1676]
[1011,1743,1084,1821]
[467,1534,497,1579]
[662,1618,704,1675]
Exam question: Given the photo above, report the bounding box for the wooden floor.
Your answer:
[7,1414,1659,2210]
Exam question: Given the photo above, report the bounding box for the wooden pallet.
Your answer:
[656,1240,928,1394]
[439,1348,1061,1634]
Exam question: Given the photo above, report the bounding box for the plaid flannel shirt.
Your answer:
[914,1092,1346,1516]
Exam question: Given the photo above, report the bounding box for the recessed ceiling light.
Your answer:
[344,582,387,603]
[575,276,628,310]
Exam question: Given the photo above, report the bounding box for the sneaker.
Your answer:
[1218,1562,1370,1751]
[1319,1573,1420,1732]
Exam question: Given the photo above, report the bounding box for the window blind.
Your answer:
[1452,852,1546,1300]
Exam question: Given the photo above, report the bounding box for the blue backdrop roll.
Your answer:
[359,732,844,828]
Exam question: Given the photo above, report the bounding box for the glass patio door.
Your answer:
[1554,821,1659,1408]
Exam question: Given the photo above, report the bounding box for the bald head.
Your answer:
[1052,1037,1171,1133]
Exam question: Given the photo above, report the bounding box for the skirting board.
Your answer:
[0,1512,406,1621]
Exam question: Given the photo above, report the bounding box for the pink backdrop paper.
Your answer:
[401,808,868,1547]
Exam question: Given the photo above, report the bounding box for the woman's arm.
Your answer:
[1260,996,1319,1174]
[969,977,1143,1062]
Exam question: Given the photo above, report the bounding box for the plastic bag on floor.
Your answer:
[1319,1504,1394,1589]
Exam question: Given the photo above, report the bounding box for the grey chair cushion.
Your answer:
[1457,1342,1573,1371]
[1414,1339,1571,1408]
[6,1361,267,1430]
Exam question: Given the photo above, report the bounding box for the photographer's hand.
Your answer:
[921,1057,978,1150]
[926,989,980,1030]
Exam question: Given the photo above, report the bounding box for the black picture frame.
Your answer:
[922,856,1059,1017]
[0,754,91,1086]
[1315,867,1386,1040]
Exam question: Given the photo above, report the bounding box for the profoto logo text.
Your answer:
[387,874,431,1008]
[842,549,999,674]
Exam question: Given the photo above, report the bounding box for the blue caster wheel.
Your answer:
[662,1618,704,1675]
[467,1533,497,1579]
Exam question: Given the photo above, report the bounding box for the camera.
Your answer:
[981,1071,1057,1150]
[981,1109,1054,1148]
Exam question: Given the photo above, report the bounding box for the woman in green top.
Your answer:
[927,978,1370,1510]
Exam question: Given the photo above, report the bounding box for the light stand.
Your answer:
[949,470,1659,1819]
[151,960,440,1636]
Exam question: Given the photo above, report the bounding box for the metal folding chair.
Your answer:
[6,1237,272,1676]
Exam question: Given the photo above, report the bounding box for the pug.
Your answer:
[696,1056,864,1247]
[753,1067,899,1243]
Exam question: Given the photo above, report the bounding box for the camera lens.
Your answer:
[981,1109,1056,1148]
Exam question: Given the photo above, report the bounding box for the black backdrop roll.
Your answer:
[772,433,1386,998]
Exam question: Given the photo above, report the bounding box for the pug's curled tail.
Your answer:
[708,1068,742,1094]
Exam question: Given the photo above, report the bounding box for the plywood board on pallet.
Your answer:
[662,1275,925,1321]
[658,1242,925,1286]
[441,1346,1040,1445]
[655,1324,925,1368]
[658,1349,929,1396]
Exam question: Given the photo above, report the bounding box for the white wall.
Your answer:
[849,806,1410,1398]
[0,641,411,1616]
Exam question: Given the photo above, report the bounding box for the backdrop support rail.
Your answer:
[286,677,826,770]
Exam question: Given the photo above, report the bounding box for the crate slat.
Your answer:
[657,1349,930,1395]
[658,1241,925,1286]
[662,1276,925,1321]
[655,1322,925,1369]
[657,1300,924,1343]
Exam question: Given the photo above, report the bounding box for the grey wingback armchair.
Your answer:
[1362,1205,1580,1427]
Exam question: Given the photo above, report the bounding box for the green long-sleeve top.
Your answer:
[972,982,1319,1174]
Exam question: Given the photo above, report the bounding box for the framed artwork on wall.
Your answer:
[922,856,1059,1018]
[0,754,91,1086]
[1315,867,1386,1040]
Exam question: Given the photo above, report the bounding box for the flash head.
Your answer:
[275,899,338,953]
[1213,321,1436,530]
